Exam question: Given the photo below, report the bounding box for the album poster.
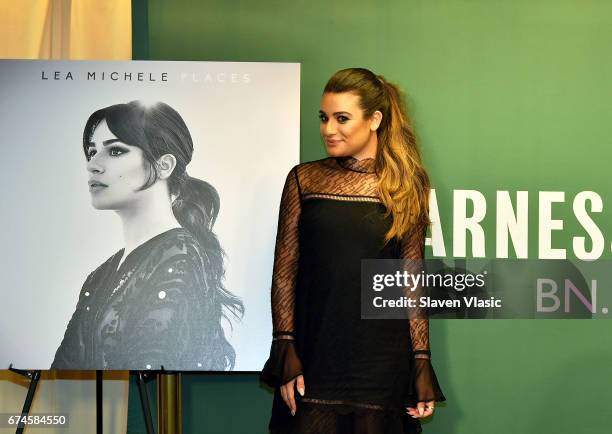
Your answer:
[0,60,300,371]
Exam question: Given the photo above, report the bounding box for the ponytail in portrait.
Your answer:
[172,173,244,369]
[323,68,430,241]
[171,173,245,323]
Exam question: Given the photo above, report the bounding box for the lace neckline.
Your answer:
[113,227,186,274]
[335,156,376,174]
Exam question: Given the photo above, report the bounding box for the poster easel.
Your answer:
[7,365,40,434]
[7,365,182,434]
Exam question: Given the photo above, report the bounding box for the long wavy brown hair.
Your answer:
[324,68,430,241]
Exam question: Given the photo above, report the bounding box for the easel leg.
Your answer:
[96,370,103,434]
[15,370,41,434]
[136,372,155,434]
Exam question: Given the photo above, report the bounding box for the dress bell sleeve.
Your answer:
[402,223,446,404]
[260,167,304,387]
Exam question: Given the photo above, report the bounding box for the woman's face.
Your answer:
[85,119,150,210]
[319,92,381,160]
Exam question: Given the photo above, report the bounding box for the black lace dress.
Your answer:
[52,228,235,371]
[261,157,445,434]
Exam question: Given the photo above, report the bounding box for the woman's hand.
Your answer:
[280,374,305,416]
[406,400,435,418]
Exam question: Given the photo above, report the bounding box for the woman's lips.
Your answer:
[325,139,342,146]
[88,180,108,192]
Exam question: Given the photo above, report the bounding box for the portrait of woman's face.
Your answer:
[85,119,151,210]
[319,91,379,159]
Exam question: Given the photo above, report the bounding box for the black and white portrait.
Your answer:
[51,101,244,370]
[0,60,299,371]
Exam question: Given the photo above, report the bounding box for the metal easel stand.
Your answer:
[132,368,182,434]
[7,365,182,434]
[8,364,41,434]
[96,370,103,434]
[10,366,104,434]
[135,370,156,434]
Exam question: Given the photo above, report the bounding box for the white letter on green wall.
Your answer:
[427,189,446,257]
[573,191,604,260]
[453,190,486,257]
[539,192,566,259]
[496,191,528,258]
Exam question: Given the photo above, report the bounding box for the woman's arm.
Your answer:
[401,224,446,416]
[260,167,304,413]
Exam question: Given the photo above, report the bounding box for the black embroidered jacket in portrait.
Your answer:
[52,228,234,371]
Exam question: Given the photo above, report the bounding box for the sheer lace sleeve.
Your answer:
[261,167,304,387]
[402,224,446,404]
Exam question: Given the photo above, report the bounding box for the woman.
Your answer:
[261,68,445,433]
[52,101,243,371]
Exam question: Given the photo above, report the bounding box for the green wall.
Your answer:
[130,1,612,433]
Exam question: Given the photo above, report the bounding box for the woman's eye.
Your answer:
[337,115,349,123]
[319,114,328,123]
[86,149,96,161]
[109,147,127,157]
